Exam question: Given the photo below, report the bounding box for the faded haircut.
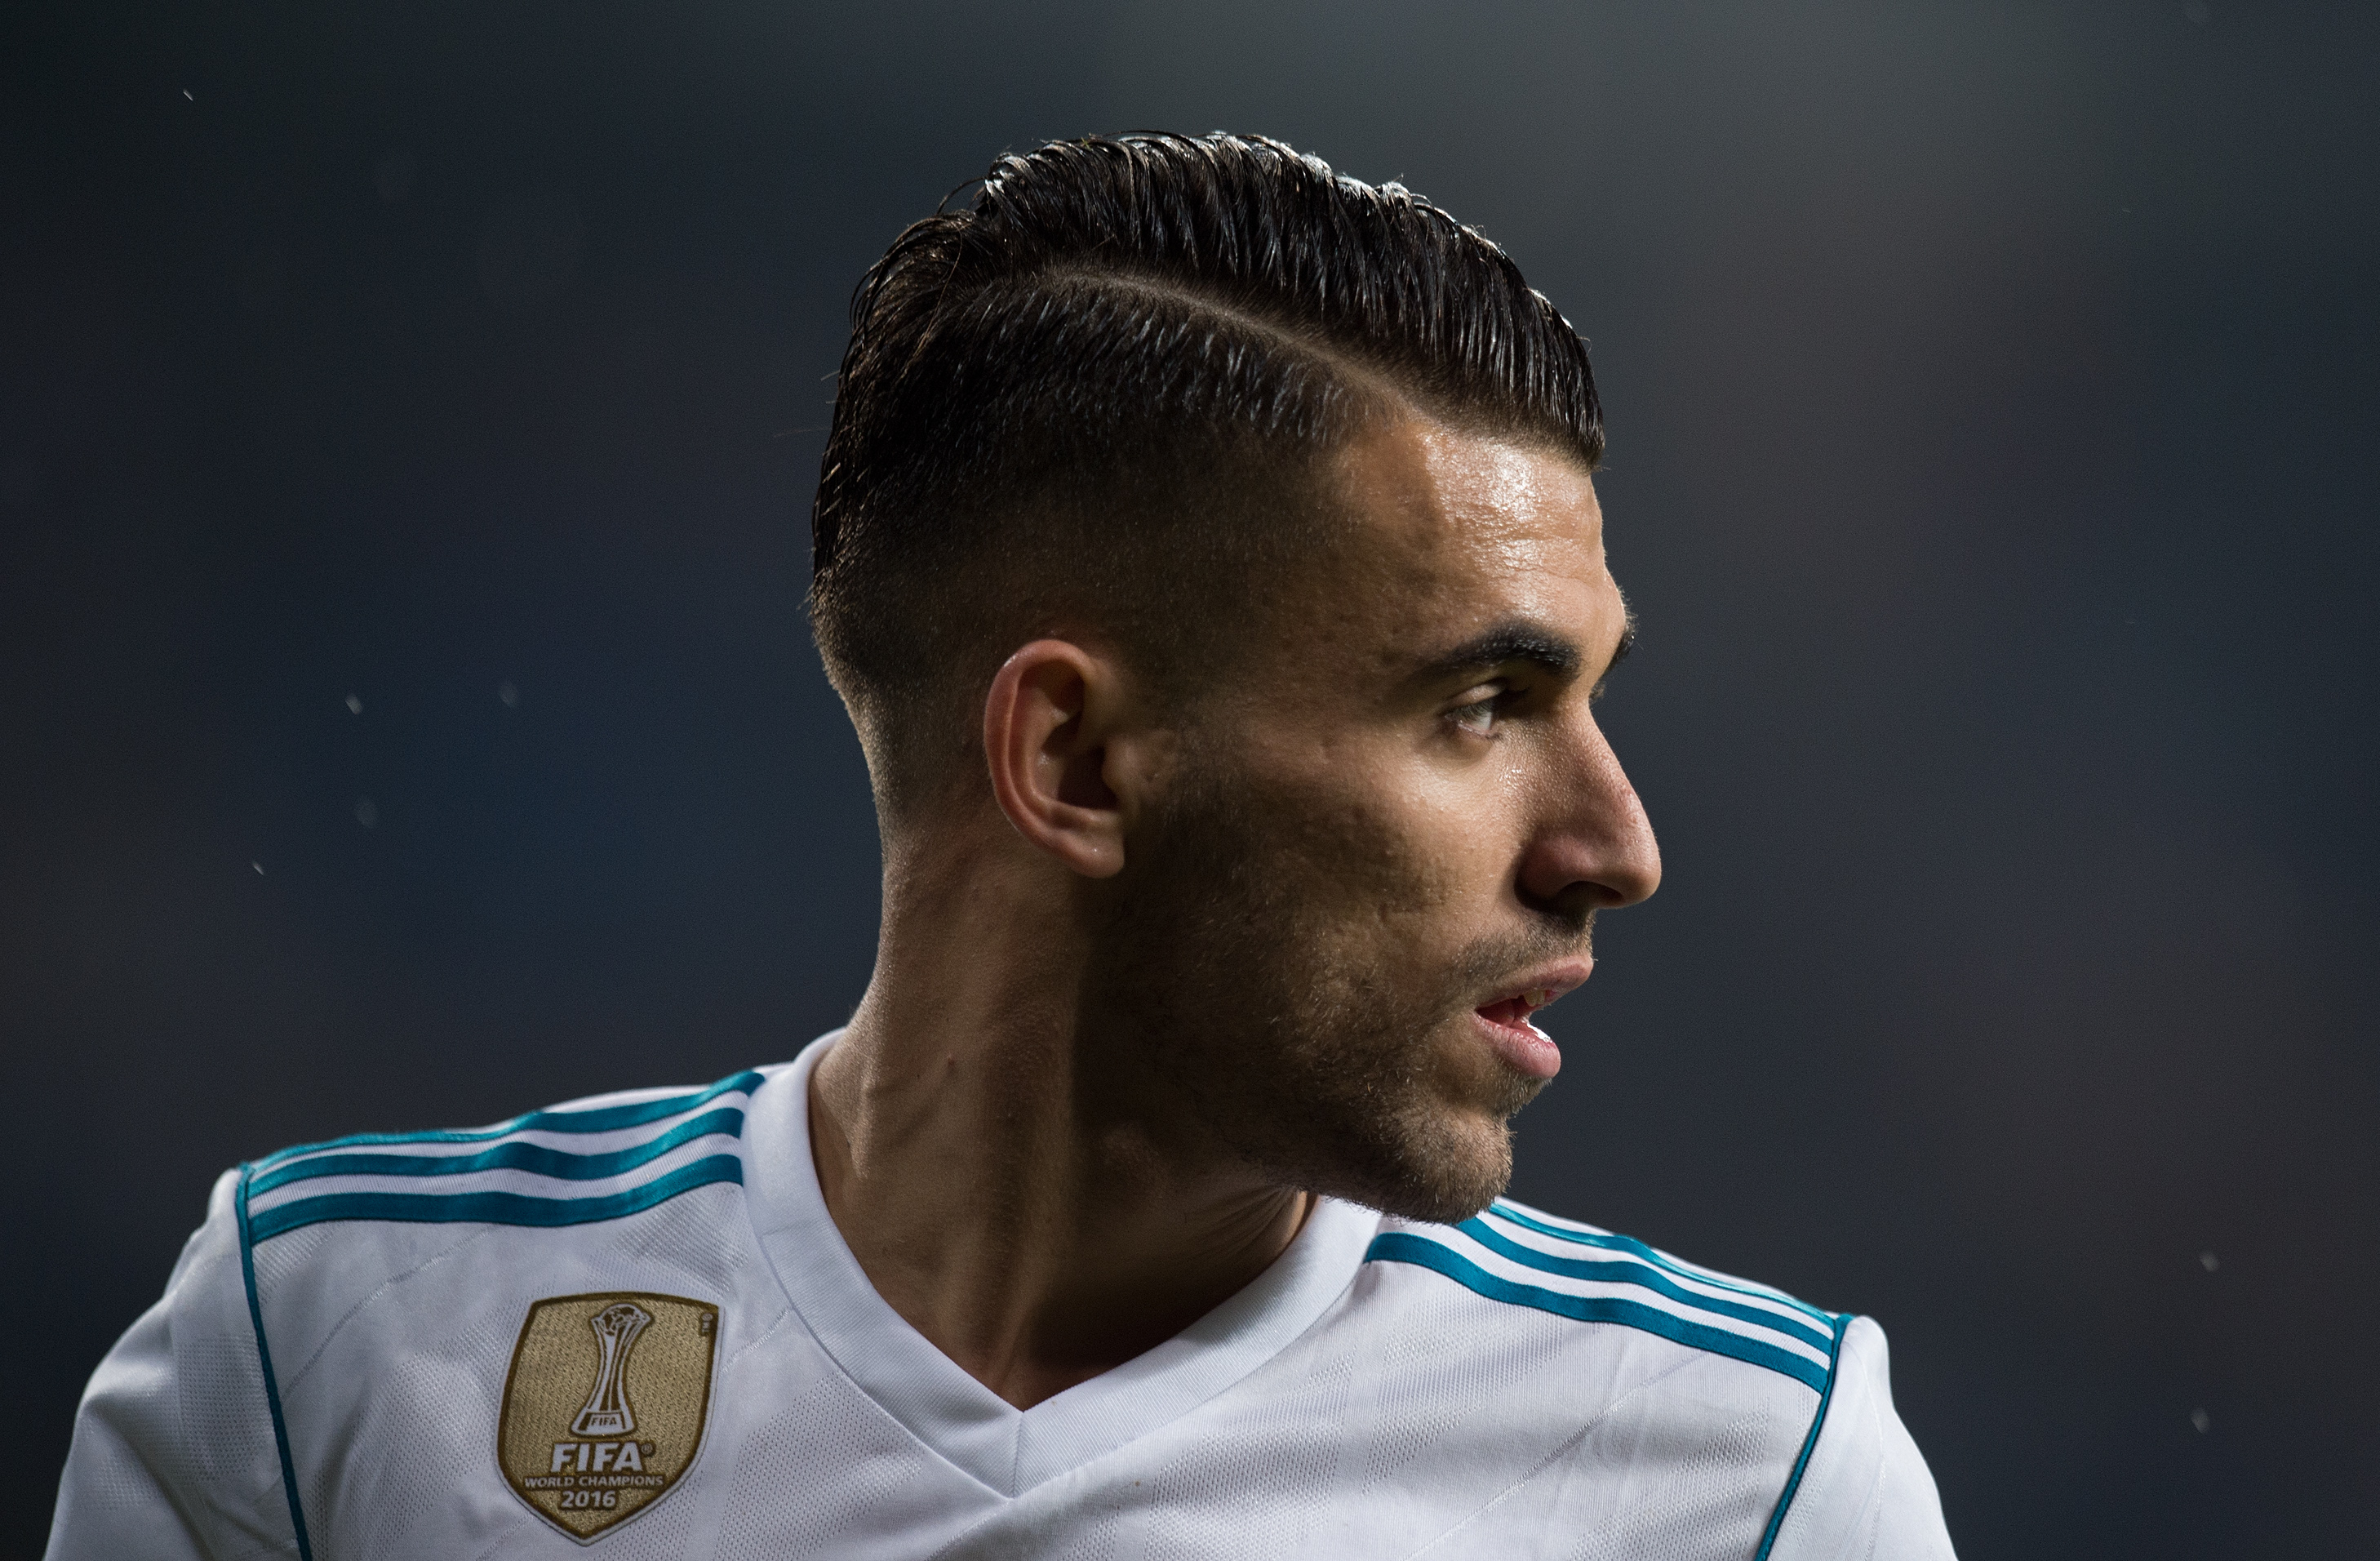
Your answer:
[809,132,1603,821]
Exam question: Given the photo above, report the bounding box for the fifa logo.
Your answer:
[570,1302,653,1437]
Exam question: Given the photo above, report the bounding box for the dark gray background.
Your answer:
[6,2,2375,1556]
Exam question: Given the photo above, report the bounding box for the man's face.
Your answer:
[1090,415,1663,1222]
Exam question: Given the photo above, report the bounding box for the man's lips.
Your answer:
[1471,961,1593,1080]
[1474,963,1593,1025]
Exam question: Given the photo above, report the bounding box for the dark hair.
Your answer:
[810,131,1602,817]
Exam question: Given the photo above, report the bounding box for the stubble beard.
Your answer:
[1084,747,1582,1225]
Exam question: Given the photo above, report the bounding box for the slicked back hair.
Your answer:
[810,132,1603,822]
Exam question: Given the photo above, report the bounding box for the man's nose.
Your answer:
[1514,713,1663,917]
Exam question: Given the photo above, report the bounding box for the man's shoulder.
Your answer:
[1360,1196,1847,1399]
[239,1065,780,1248]
[1267,1198,1893,1558]
[1321,1201,1952,1559]
[77,1067,801,1560]
[226,1065,793,1368]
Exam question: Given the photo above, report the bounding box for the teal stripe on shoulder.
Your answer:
[246,1154,745,1243]
[1456,1217,1836,1353]
[1367,1231,1835,1394]
[247,1107,746,1197]
[1488,1201,1836,1326]
[255,1070,767,1170]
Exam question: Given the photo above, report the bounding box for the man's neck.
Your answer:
[806,843,1311,1410]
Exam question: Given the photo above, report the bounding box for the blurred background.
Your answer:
[5,2,2375,1554]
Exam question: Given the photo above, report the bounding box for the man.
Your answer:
[48,133,1954,1559]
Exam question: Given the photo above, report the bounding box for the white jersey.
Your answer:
[47,1034,1954,1560]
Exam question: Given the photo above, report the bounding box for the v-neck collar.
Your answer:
[742,1032,1380,1497]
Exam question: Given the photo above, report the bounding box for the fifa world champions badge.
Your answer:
[498,1293,720,1540]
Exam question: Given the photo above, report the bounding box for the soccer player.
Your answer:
[47,133,1956,1559]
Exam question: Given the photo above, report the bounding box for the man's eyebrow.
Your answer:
[1412,622,1586,683]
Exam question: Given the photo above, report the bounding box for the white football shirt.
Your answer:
[47,1033,1955,1559]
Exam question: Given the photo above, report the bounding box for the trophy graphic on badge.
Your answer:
[569,1302,654,1437]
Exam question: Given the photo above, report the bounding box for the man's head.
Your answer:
[815,134,1658,1221]
[810,133,1603,819]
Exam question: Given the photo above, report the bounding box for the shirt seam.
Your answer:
[1754,1311,1856,1561]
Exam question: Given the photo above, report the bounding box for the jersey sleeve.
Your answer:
[45,1170,304,1561]
[1764,1314,1956,1561]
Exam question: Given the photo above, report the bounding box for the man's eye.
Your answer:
[1449,688,1505,736]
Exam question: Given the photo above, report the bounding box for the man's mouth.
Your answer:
[1473,989,1559,1032]
[1473,966,1589,1030]
[1469,964,1592,1080]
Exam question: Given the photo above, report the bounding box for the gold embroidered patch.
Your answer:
[498,1292,719,1541]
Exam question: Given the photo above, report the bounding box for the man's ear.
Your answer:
[981,638,1146,878]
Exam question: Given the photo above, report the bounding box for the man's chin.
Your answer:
[1305,1106,1517,1226]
